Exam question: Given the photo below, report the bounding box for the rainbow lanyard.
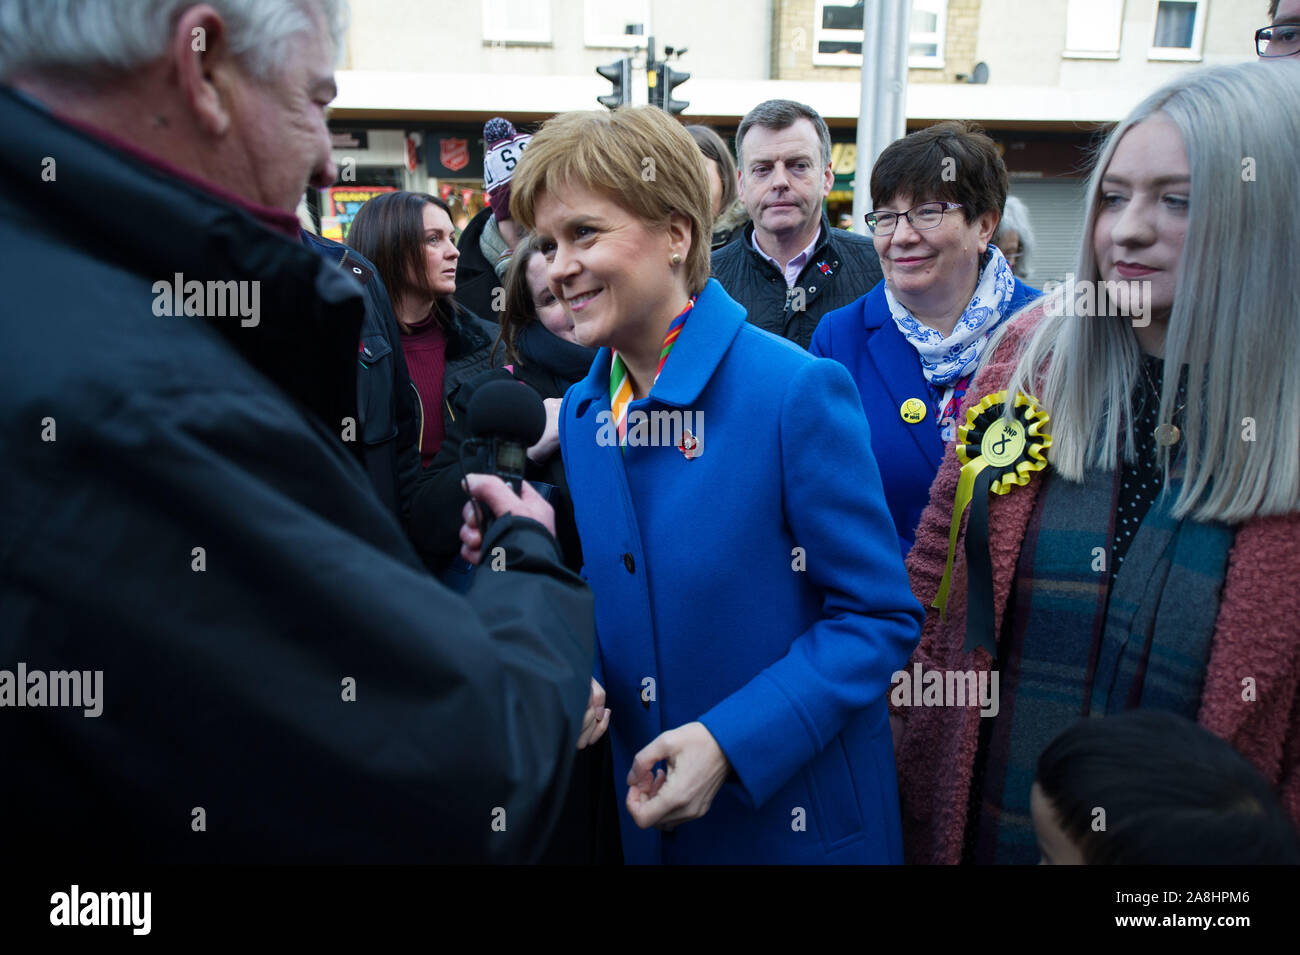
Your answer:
[608,296,696,451]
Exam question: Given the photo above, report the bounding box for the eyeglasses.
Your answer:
[865,201,964,236]
[1256,23,1300,57]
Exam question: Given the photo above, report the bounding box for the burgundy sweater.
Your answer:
[897,304,1300,864]
[400,316,448,466]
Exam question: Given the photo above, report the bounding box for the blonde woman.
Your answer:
[897,62,1300,864]
[492,105,922,864]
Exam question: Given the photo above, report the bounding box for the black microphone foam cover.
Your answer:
[467,378,547,448]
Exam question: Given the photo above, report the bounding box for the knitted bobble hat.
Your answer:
[482,117,532,222]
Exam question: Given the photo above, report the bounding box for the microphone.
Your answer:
[465,379,547,496]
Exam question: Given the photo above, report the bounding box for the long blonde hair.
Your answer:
[1001,62,1300,523]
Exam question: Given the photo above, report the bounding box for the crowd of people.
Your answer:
[2,0,1299,866]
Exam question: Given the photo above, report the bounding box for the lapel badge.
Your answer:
[900,397,927,424]
[679,430,702,460]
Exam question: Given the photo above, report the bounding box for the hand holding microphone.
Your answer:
[458,380,556,565]
[459,475,555,565]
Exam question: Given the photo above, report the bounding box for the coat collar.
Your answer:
[570,278,745,416]
[858,281,891,331]
[516,321,598,384]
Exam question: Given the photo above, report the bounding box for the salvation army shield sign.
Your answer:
[439,138,470,172]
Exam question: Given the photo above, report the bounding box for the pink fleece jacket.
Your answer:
[896,304,1300,865]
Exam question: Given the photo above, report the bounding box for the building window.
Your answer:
[1063,0,1124,59]
[908,0,946,66]
[585,0,650,48]
[812,0,948,69]
[482,0,551,45]
[1149,0,1206,61]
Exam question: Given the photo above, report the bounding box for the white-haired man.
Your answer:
[0,0,592,862]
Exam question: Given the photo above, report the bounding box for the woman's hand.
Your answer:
[458,474,556,564]
[577,678,610,750]
[526,397,563,463]
[625,722,730,831]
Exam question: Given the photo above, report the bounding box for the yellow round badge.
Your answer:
[900,398,927,424]
[980,418,1027,468]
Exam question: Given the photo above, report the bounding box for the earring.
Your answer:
[670,253,682,265]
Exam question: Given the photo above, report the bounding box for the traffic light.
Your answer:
[596,57,631,110]
[648,62,690,116]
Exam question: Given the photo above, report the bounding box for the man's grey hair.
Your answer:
[735,99,832,172]
[993,194,1034,279]
[0,0,347,83]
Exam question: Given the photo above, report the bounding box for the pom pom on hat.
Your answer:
[483,117,532,222]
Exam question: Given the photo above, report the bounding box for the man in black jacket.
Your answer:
[0,0,592,862]
[711,99,884,349]
[301,229,426,524]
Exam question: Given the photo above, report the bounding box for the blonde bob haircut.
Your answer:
[509,106,713,296]
[999,61,1300,523]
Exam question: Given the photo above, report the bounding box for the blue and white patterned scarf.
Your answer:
[885,246,1018,386]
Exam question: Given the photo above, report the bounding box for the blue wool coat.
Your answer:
[810,279,1040,557]
[560,278,923,864]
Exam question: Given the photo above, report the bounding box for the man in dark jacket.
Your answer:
[0,0,592,862]
[302,229,425,523]
[711,99,883,349]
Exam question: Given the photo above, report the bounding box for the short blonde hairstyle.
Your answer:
[510,106,712,295]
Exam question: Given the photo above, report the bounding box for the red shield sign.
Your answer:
[440,138,470,172]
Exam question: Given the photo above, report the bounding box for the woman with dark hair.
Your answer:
[346,191,497,465]
[811,122,1039,558]
[414,233,597,575]
[1033,711,1300,865]
[686,124,748,248]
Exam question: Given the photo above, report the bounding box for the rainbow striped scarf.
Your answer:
[608,296,696,451]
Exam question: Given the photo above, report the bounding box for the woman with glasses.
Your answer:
[811,122,1039,557]
[899,62,1300,864]
[1258,1,1300,58]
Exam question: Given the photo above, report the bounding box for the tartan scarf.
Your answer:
[964,465,1235,864]
[609,296,696,451]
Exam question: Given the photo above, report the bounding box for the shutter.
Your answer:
[1007,178,1089,290]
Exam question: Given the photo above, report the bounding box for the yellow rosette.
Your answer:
[932,391,1052,656]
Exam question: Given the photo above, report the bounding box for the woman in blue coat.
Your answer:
[504,106,923,864]
[811,123,1039,557]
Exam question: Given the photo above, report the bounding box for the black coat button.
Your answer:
[623,553,635,573]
